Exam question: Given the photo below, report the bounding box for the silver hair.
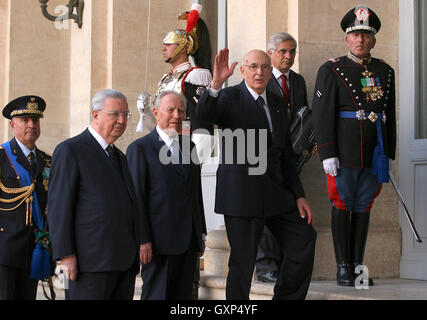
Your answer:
[154,90,187,110]
[267,32,297,51]
[90,89,127,120]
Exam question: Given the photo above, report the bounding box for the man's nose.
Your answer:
[116,112,128,123]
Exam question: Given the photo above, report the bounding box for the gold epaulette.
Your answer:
[0,179,35,226]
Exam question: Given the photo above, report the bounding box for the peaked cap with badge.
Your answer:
[2,95,46,120]
[340,6,381,34]
[0,95,54,299]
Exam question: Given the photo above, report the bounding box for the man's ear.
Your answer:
[371,37,376,50]
[92,109,99,121]
[240,65,245,77]
[152,107,160,122]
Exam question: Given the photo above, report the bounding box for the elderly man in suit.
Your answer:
[255,32,311,283]
[196,49,316,300]
[0,96,52,300]
[48,89,139,300]
[127,90,207,300]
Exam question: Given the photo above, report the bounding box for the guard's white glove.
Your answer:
[323,157,340,176]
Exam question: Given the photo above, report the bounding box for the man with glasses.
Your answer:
[127,91,207,300]
[267,32,308,123]
[48,89,140,300]
[254,32,311,284]
[196,49,316,300]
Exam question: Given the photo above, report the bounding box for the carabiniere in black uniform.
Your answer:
[313,52,396,168]
[312,6,396,288]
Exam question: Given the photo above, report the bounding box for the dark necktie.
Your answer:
[256,96,265,111]
[27,152,36,175]
[172,139,187,178]
[106,145,121,174]
[280,74,291,108]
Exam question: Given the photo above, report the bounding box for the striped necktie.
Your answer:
[27,152,36,174]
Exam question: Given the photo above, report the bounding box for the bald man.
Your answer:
[196,49,316,300]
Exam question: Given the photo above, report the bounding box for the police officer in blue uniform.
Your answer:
[312,6,396,286]
[0,96,52,299]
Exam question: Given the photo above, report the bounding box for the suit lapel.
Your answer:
[115,146,136,201]
[268,75,283,97]
[267,91,286,147]
[83,129,135,198]
[288,70,297,122]
[150,129,186,179]
[179,135,190,181]
[34,148,45,178]
[239,81,270,129]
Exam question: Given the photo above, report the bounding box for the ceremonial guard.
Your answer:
[137,3,215,163]
[0,96,53,299]
[312,6,396,287]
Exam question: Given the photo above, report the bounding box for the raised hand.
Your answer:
[211,48,238,90]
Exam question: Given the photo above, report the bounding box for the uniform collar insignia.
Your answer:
[347,51,372,65]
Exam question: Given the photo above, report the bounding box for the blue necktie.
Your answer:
[256,96,265,111]
[27,152,36,175]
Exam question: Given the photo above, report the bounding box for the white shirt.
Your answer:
[272,67,290,90]
[88,125,113,155]
[207,82,273,132]
[244,83,273,132]
[156,125,180,161]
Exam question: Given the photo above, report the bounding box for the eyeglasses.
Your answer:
[273,48,297,56]
[243,64,272,72]
[101,110,132,119]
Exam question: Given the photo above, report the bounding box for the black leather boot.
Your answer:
[331,207,354,286]
[351,211,374,286]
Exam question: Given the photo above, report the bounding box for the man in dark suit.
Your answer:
[48,89,139,300]
[255,32,310,283]
[267,32,308,123]
[0,96,52,300]
[196,49,316,300]
[127,90,206,300]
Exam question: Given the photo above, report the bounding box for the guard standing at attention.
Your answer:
[0,96,53,299]
[312,6,396,287]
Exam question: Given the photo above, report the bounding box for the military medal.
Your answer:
[361,67,384,102]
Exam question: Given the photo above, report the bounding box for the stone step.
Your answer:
[199,273,427,300]
[38,276,427,300]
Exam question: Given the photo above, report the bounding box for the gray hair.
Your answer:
[90,89,127,120]
[267,32,297,51]
[154,90,187,110]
